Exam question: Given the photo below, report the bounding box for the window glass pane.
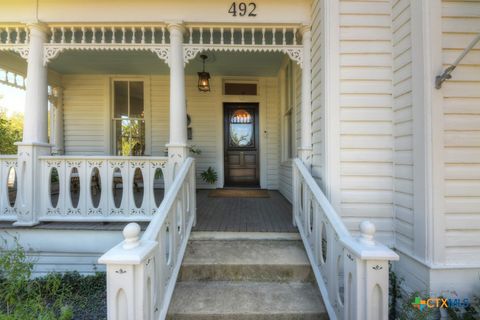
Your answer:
[129,120,145,156]
[224,83,257,96]
[129,81,144,118]
[114,81,128,118]
[114,120,123,156]
[229,110,254,147]
[114,119,145,156]
[287,113,292,158]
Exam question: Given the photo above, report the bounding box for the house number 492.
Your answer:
[228,2,257,17]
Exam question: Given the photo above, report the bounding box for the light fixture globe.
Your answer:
[197,54,211,92]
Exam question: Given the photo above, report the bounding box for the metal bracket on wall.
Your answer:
[436,33,480,89]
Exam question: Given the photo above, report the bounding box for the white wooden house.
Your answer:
[0,0,479,319]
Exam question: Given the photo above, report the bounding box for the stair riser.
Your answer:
[167,314,328,320]
[179,265,314,282]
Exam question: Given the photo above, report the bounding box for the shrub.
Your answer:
[0,237,106,320]
[389,264,479,319]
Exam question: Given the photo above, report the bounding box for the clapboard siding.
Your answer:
[392,0,414,253]
[184,75,223,188]
[279,161,293,202]
[266,77,281,189]
[311,0,325,191]
[150,76,169,156]
[63,75,107,155]
[339,0,394,244]
[442,0,480,263]
[62,74,280,189]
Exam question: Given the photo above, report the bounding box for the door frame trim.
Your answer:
[217,79,268,189]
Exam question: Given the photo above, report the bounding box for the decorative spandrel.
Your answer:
[229,109,254,148]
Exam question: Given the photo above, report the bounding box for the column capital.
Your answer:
[167,22,187,35]
[299,25,311,36]
[26,22,50,38]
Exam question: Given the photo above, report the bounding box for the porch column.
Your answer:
[53,87,65,154]
[298,26,312,169]
[166,23,188,180]
[14,23,51,226]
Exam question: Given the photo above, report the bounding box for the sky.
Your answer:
[0,84,26,116]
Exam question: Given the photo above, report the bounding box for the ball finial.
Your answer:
[122,222,141,250]
[359,221,376,246]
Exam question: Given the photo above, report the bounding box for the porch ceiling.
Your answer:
[48,50,285,77]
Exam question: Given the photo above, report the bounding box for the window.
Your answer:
[112,80,145,156]
[285,110,293,158]
[283,62,295,160]
[224,81,258,95]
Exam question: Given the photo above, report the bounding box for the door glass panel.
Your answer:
[229,109,253,147]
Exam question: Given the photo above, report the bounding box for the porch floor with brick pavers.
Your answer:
[193,189,296,233]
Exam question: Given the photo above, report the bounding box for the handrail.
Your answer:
[142,157,193,240]
[294,159,398,261]
[99,157,196,320]
[294,158,350,238]
[436,33,480,89]
[293,158,398,320]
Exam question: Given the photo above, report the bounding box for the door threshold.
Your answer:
[221,186,262,190]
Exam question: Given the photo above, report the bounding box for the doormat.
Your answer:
[208,189,270,198]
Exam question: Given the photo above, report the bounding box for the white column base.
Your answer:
[52,147,64,155]
[13,142,52,226]
[166,144,189,165]
[165,144,189,189]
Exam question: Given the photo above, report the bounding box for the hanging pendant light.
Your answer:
[197,54,211,92]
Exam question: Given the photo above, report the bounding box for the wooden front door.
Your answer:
[224,103,260,187]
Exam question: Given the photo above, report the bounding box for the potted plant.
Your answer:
[200,166,218,185]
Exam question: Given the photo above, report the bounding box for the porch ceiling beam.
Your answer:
[35,22,305,67]
[182,44,303,67]
[42,23,171,66]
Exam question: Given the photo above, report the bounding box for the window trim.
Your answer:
[281,61,296,162]
[110,77,151,156]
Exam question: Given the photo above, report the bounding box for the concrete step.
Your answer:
[167,281,328,320]
[178,240,314,282]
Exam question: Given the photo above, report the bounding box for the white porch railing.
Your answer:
[99,157,196,320]
[0,155,18,221]
[38,156,169,221]
[293,158,399,320]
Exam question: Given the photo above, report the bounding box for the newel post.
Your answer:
[165,22,188,188]
[98,223,157,320]
[14,23,51,226]
[343,221,399,320]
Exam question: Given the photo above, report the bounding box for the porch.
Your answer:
[0,189,295,233]
[0,23,309,223]
[0,22,398,320]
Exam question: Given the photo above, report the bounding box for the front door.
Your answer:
[224,103,259,187]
